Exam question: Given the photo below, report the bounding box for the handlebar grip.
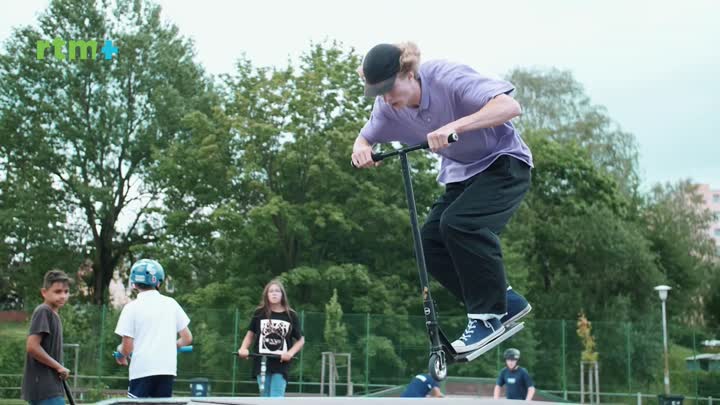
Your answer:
[423,132,459,148]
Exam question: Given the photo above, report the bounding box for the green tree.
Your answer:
[642,180,720,325]
[324,289,348,352]
[507,67,640,193]
[507,138,661,321]
[707,270,720,329]
[162,43,442,315]
[0,155,78,304]
[0,0,211,304]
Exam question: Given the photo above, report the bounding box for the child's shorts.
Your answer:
[128,375,174,398]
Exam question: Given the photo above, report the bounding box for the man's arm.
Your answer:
[237,331,255,359]
[177,327,192,348]
[352,100,395,167]
[115,335,134,366]
[429,387,444,398]
[494,370,506,399]
[26,334,69,379]
[453,94,522,133]
[493,385,502,399]
[524,370,535,400]
[287,336,305,357]
[120,335,134,356]
[281,336,305,362]
[427,94,522,150]
[352,134,380,168]
[353,133,373,152]
[526,386,536,401]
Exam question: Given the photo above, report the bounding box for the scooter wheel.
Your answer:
[428,352,447,381]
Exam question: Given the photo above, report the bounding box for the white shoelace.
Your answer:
[460,319,477,341]
[460,319,495,342]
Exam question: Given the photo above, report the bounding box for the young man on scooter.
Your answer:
[351,42,532,354]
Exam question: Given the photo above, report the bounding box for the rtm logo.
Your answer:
[36,37,118,61]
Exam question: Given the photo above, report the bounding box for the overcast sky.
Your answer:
[2,0,718,189]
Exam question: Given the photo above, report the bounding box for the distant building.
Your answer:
[685,353,720,372]
[697,184,720,255]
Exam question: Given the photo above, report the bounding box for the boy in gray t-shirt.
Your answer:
[21,270,71,405]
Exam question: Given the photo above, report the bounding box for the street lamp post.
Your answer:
[654,285,672,396]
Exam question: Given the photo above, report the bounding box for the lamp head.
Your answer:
[654,285,672,301]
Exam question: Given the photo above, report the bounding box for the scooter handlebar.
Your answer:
[113,345,193,359]
[232,352,297,360]
[352,132,458,168]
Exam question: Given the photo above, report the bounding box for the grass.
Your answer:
[0,400,26,405]
[0,322,27,341]
[0,322,28,403]
[642,343,702,397]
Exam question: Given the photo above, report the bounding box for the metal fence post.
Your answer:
[581,361,584,404]
[231,308,239,396]
[97,304,106,382]
[627,322,632,393]
[299,310,305,393]
[74,344,79,389]
[692,328,698,403]
[365,313,370,394]
[562,319,567,400]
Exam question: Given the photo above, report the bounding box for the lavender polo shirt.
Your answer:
[359,60,533,184]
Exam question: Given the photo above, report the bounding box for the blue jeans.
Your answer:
[256,373,287,397]
[29,396,65,405]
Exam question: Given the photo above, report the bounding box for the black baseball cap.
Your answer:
[362,44,402,97]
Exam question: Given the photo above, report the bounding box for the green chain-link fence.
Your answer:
[1,305,719,401]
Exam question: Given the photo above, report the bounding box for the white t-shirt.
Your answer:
[114,290,190,380]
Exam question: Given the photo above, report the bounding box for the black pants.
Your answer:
[421,155,531,318]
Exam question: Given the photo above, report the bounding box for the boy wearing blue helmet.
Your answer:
[114,259,192,398]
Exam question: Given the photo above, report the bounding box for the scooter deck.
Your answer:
[439,322,525,363]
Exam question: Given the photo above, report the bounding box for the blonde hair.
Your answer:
[395,41,421,78]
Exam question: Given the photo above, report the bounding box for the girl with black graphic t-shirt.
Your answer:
[237,280,305,397]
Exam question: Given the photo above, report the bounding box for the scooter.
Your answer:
[62,379,76,405]
[353,133,524,380]
[233,352,296,396]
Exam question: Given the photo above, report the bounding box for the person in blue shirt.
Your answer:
[401,373,443,398]
[494,348,535,400]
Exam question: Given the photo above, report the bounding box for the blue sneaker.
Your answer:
[501,287,532,327]
[451,317,505,354]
